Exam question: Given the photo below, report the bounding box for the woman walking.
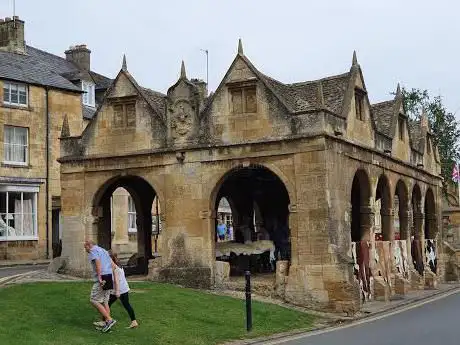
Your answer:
[108,252,139,328]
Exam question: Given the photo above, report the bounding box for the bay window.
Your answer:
[4,126,28,165]
[3,81,28,106]
[0,186,38,240]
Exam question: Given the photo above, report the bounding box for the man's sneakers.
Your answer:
[101,319,117,333]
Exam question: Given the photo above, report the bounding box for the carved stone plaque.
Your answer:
[171,100,193,137]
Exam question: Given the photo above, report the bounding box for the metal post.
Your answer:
[245,270,252,332]
[200,49,209,87]
[154,196,160,255]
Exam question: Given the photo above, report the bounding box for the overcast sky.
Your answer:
[1,0,459,116]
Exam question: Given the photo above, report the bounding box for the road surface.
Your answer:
[268,290,460,345]
[0,264,47,279]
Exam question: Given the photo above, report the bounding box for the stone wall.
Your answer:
[0,82,82,260]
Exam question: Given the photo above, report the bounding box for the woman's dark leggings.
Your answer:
[109,292,136,321]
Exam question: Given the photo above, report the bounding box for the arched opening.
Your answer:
[411,184,424,275]
[424,188,436,239]
[351,169,371,242]
[92,175,158,275]
[424,188,437,273]
[394,180,409,240]
[350,169,372,300]
[394,180,410,277]
[213,165,290,277]
[375,175,392,241]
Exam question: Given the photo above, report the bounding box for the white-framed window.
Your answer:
[4,126,28,165]
[128,196,137,233]
[0,185,38,241]
[82,81,95,107]
[3,81,28,107]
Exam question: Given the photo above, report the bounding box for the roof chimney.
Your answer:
[65,44,91,71]
[191,78,208,101]
[0,16,26,54]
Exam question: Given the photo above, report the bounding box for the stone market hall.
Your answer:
[59,40,443,312]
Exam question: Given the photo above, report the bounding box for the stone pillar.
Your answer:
[112,189,129,243]
[360,206,373,242]
[381,208,394,241]
[60,171,90,277]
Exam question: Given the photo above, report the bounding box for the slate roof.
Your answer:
[248,62,350,115]
[371,100,396,137]
[372,97,427,153]
[0,45,112,92]
[140,87,166,117]
[408,118,425,153]
[83,105,96,120]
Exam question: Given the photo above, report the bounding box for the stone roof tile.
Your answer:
[0,45,112,92]
[371,100,396,137]
[259,72,350,114]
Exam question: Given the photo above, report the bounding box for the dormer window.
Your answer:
[427,134,431,154]
[354,89,365,121]
[230,86,257,114]
[398,116,405,141]
[82,81,95,107]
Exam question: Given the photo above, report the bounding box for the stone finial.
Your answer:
[122,54,127,71]
[352,50,358,66]
[396,83,401,96]
[317,81,325,107]
[61,114,70,138]
[180,60,187,79]
[421,108,429,129]
[238,38,244,55]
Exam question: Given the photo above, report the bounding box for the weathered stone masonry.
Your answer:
[59,41,443,312]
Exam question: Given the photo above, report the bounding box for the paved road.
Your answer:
[271,290,460,345]
[0,264,47,279]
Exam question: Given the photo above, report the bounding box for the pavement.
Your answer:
[256,288,460,345]
[223,283,460,345]
[0,263,48,279]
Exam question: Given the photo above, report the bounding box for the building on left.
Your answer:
[0,16,112,260]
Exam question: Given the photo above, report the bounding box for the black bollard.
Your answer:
[245,270,252,332]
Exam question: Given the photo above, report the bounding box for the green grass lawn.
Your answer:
[0,282,316,345]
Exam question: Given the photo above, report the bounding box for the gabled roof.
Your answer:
[408,119,425,154]
[0,45,112,92]
[201,44,350,118]
[372,100,397,137]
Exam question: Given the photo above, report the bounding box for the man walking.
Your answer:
[216,219,227,242]
[84,240,117,332]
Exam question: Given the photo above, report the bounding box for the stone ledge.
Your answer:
[151,266,212,289]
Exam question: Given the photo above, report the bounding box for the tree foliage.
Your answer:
[401,88,460,190]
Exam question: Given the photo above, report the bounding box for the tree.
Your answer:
[401,88,460,192]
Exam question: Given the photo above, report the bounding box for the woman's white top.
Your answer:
[114,266,130,295]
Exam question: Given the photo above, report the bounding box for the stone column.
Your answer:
[381,208,394,241]
[112,191,129,242]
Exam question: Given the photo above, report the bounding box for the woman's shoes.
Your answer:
[128,320,138,329]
